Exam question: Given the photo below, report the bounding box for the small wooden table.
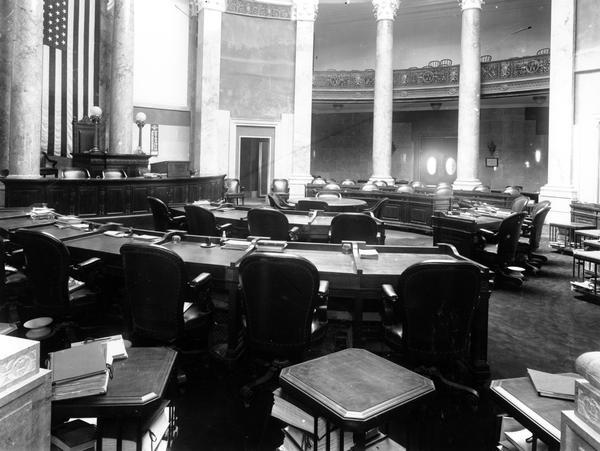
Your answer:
[279,348,435,449]
[549,222,596,254]
[490,375,577,450]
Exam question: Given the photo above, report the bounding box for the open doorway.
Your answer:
[239,136,271,198]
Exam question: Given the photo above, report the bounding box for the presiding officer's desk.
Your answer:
[0,216,493,380]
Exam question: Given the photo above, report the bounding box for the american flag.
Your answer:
[42,0,100,157]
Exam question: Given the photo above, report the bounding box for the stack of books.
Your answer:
[48,342,111,401]
[71,335,129,361]
[51,419,96,451]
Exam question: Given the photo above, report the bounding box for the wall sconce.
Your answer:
[135,112,147,154]
[89,106,103,153]
[487,140,497,155]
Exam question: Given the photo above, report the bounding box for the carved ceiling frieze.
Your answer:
[225,0,292,19]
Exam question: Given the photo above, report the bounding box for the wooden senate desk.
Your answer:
[280,348,434,447]
[490,374,578,450]
[1,174,224,217]
[0,216,493,379]
[53,347,177,450]
[431,210,503,258]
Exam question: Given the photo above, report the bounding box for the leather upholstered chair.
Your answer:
[361,197,389,219]
[267,193,295,211]
[224,178,245,205]
[102,168,127,179]
[516,204,551,275]
[0,238,28,323]
[522,200,551,237]
[330,213,384,245]
[510,195,530,213]
[238,252,328,401]
[473,185,491,192]
[184,204,232,237]
[61,168,90,179]
[147,196,187,232]
[120,242,214,352]
[373,180,388,188]
[361,183,379,192]
[341,179,356,187]
[474,212,527,288]
[296,199,328,211]
[380,261,482,408]
[396,185,414,194]
[270,179,290,201]
[12,229,102,328]
[247,208,299,241]
[316,190,342,199]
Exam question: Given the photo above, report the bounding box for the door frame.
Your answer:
[415,135,458,184]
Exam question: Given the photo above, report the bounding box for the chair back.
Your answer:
[510,195,530,213]
[271,179,289,194]
[473,184,491,192]
[224,178,241,194]
[311,177,327,185]
[361,183,379,192]
[102,169,127,179]
[495,212,527,267]
[61,168,90,179]
[147,196,172,232]
[530,200,551,218]
[12,229,71,312]
[239,252,320,358]
[435,187,453,196]
[247,208,290,241]
[322,183,341,191]
[363,197,388,218]
[316,190,341,199]
[373,180,388,188]
[120,243,186,343]
[396,261,481,366]
[410,181,425,189]
[184,205,218,236]
[330,213,379,244]
[296,200,328,211]
[396,185,414,194]
[503,186,521,195]
[527,205,551,252]
[340,179,356,186]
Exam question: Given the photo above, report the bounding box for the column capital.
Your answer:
[458,0,483,11]
[292,0,318,21]
[372,0,399,21]
[190,0,226,16]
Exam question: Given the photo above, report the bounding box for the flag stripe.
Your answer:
[54,49,62,154]
[72,0,80,124]
[65,0,74,156]
[93,0,100,106]
[77,1,85,121]
[47,47,56,156]
[60,46,68,156]
[83,0,90,117]
[41,45,50,152]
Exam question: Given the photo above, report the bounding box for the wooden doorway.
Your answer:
[417,137,458,186]
[239,136,271,198]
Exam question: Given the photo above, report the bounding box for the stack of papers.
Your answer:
[221,239,253,250]
[72,334,128,361]
[103,230,129,238]
[527,368,577,401]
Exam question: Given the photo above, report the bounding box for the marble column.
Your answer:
[370,0,399,185]
[109,0,134,154]
[289,0,319,198]
[453,0,483,191]
[539,0,578,222]
[0,0,16,172]
[98,1,114,148]
[8,0,43,177]
[192,0,226,176]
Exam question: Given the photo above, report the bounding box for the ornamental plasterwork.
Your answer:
[0,348,37,388]
[458,0,483,10]
[292,0,319,21]
[372,0,400,21]
[576,393,600,427]
[190,0,227,14]
[226,0,292,19]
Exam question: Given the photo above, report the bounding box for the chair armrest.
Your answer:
[318,280,329,297]
[380,283,397,325]
[479,228,495,237]
[382,283,397,301]
[316,280,329,323]
[216,223,232,236]
[72,257,102,271]
[189,272,211,289]
[289,226,301,241]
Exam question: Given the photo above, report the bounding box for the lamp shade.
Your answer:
[135,112,147,123]
[89,105,102,118]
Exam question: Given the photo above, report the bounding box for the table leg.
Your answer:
[352,297,364,347]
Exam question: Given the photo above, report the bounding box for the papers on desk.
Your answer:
[104,230,129,238]
[221,239,253,251]
[256,240,287,253]
[72,334,128,361]
[527,368,577,401]
[359,248,379,259]
[132,234,159,242]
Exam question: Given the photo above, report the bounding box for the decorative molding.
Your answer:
[226,0,292,19]
[372,0,400,21]
[458,0,483,10]
[0,348,37,388]
[292,0,318,21]
[190,0,227,14]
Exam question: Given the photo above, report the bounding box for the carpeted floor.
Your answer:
[167,227,600,451]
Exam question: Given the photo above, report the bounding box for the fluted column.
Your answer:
[370,0,399,184]
[0,0,16,172]
[109,0,134,154]
[8,0,43,177]
[289,0,319,198]
[191,0,226,175]
[539,0,578,222]
[453,0,483,190]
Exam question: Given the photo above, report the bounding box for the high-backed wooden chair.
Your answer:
[270,179,290,201]
[224,178,245,205]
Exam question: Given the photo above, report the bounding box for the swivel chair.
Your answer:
[360,183,379,192]
[522,200,551,237]
[516,204,551,275]
[380,261,481,412]
[267,193,295,211]
[120,242,214,354]
[238,252,328,402]
[330,213,384,245]
[373,180,388,188]
[510,195,530,213]
[247,208,300,241]
[296,199,328,212]
[61,168,90,179]
[0,238,27,323]
[473,185,491,192]
[12,229,102,331]
[340,179,356,187]
[316,190,342,199]
[503,186,521,196]
[102,168,127,179]
[474,212,527,288]
[147,196,187,232]
[184,204,232,237]
[270,179,290,201]
[224,178,245,206]
[361,197,389,219]
[396,185,414,194]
